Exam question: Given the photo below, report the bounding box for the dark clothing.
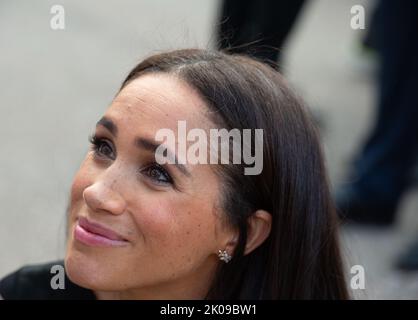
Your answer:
[0,261,95,300]
[218,0,306,67]
[346,0,418,222]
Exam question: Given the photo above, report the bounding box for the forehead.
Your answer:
[105,73,212,132]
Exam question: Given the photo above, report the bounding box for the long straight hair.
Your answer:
[120,49,348,299]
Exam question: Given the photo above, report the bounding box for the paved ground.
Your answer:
[1,0,417,299]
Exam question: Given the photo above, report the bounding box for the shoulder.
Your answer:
[0,260,95,300]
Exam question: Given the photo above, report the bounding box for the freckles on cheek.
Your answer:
[136,203,175,239]
[70,172,88,201]
[70,161,93,211]
[134,192,220,248]
[72,155,96,191]
[165,208,216,247]
[133,202,185,251]
[68,179,85,221]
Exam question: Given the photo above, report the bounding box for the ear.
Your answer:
[244,209,272,256]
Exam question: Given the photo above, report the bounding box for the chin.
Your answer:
[64,243,112,291]
[65,248,99,290]
[65,240,139,292]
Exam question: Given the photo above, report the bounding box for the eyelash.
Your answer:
[89,134,115,159]
[88,134,174,186]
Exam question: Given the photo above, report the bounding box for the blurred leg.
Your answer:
[337,0,418,225]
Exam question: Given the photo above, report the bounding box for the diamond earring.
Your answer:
[218,249,232,263]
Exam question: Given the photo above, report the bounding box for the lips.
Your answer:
[74,216,129,247]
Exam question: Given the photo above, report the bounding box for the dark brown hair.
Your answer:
[120,49,348,299]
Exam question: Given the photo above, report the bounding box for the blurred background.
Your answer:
[1,0,417,299]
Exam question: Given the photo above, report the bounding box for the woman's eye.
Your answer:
[142,164,173,185]
[89,135,115,159]
[88,135,173,186]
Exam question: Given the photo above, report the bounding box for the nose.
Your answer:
[83,175,127,216]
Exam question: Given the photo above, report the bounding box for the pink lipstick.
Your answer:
[74,217,129,247]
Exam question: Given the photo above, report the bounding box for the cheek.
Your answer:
[133,194,220,259]
[69,157,94,216]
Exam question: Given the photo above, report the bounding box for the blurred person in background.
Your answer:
[216,0,329,130]
[217,0,306,69]
[335,1,418,270]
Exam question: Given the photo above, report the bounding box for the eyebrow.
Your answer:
[96,116,118,136]
[96,116,191,177]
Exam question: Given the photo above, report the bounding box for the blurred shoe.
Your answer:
[409,162,418,187]
[335,186,396,227]
[395,238,418,271]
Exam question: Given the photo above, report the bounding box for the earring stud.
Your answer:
[218,249,232,263]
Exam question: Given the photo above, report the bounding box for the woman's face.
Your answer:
[65,73,234,299]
